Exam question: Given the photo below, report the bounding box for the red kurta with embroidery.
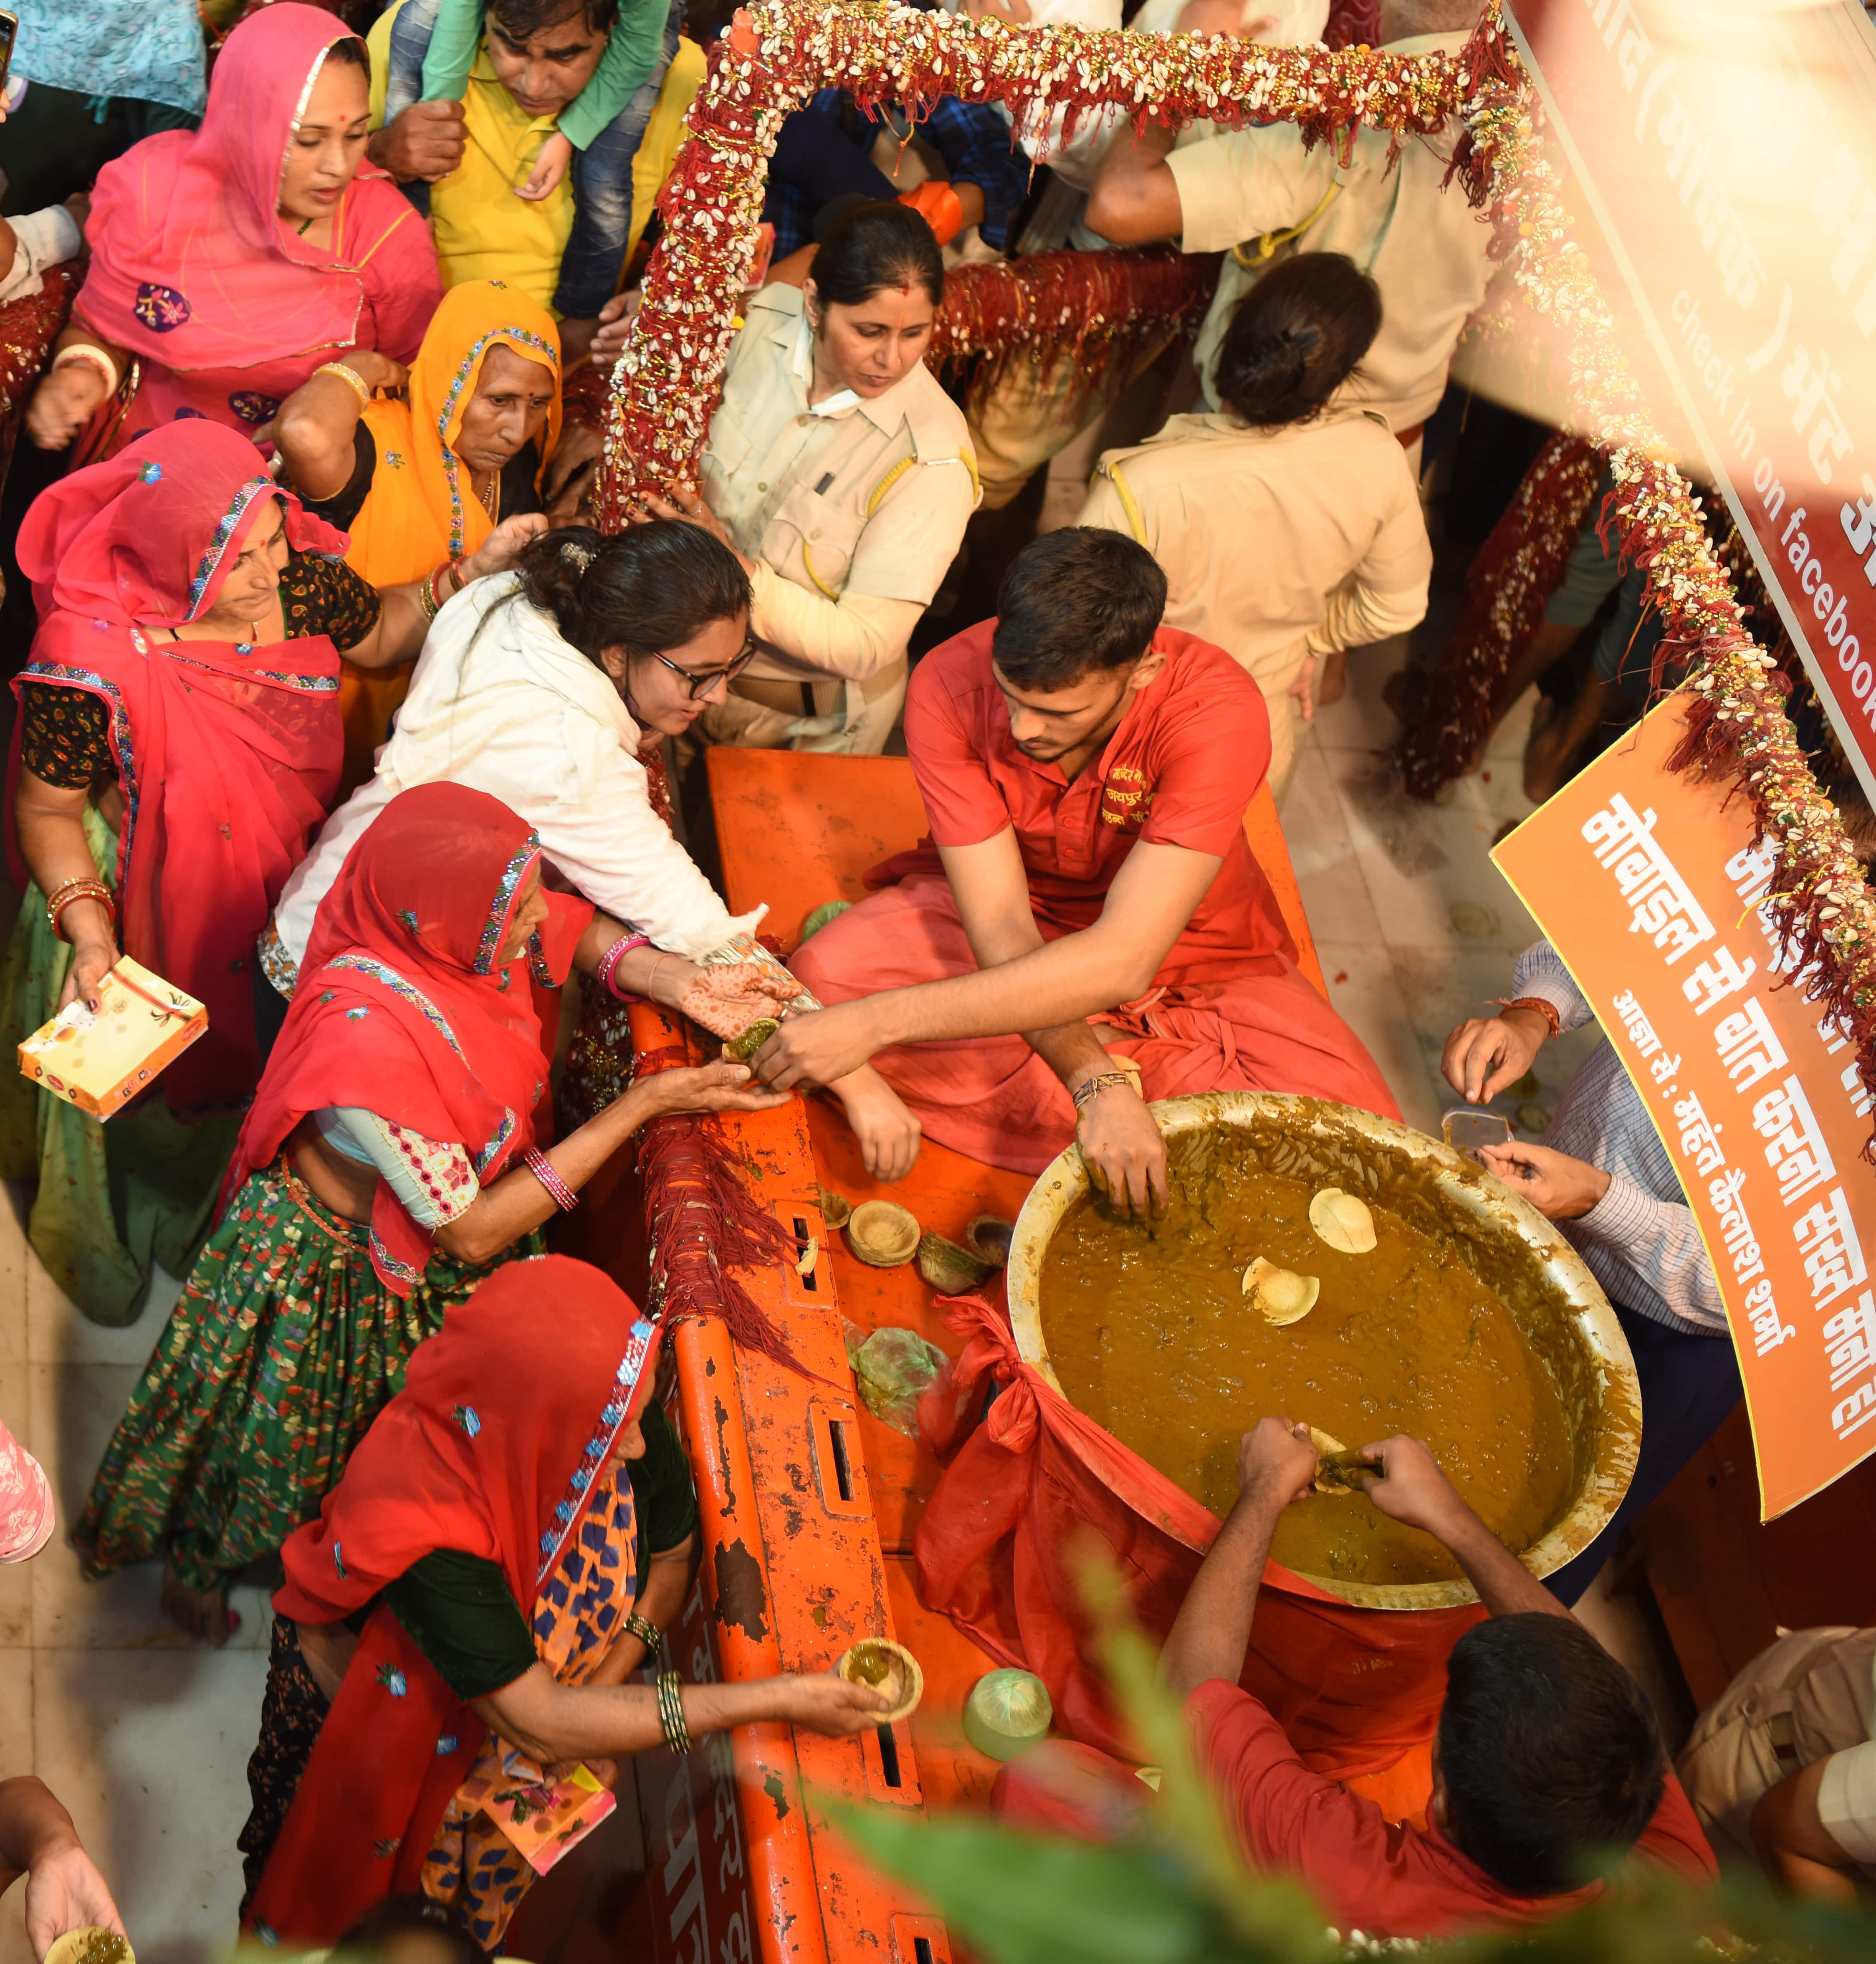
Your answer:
[792,622,1397,1171]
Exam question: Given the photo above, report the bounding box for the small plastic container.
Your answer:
[1442,1107,1513,1162]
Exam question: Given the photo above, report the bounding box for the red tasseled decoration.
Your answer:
[635,1107,820,1377]
[926,248,1219,405]
[1662,679,1876,1163]
[598,5,1479,524]
[1393,433,1601,799]
[636,739,674,827]
[558,363,611,442]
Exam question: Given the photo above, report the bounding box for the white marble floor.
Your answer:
[0,638,1666,1964]
[1281,645,1606,1139]
[0,1235,276,1964]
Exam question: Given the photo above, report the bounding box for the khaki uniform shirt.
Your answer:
[700,284,978,687]
[1079,409,1430,783]
[1167,31,1495,432]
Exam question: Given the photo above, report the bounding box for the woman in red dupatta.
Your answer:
[240,1255,887,1950]
[24,5,440,459]
[1,421,541,1329]
[75,783,784,1643]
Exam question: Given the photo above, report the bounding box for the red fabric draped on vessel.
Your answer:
[229,783,593,1292]
[249,1255,662,1946]
[914,1295,1484,1777]
[9,421,349,1111]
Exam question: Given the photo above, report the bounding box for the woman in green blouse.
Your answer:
[0,419,542,1327]
[240,1256,888,1950]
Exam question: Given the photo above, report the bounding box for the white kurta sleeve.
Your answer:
[478,709,763,958]
[748,565,926,683]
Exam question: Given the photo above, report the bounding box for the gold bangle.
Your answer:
[50,885,115,943]
[656,1670,692,1755]
[314,362,373,408]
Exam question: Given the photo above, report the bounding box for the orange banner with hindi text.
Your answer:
[1493,697,1876,1518]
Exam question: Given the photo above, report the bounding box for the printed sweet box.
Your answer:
[17,957,206,1118]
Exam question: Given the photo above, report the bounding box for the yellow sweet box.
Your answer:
[17,957,207,1119]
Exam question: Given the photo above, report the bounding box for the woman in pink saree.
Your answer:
[25,3,440,460]
[0,419,528,1326]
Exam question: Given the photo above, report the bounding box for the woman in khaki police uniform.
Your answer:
[1078,252,1430,795]
[639,199,978,754]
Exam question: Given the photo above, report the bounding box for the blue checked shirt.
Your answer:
[1512,941,1727,1335]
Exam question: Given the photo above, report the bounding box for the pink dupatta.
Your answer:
[10,422,349,1113]
[75,4,439,439]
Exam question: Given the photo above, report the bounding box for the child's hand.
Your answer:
[517,132,573,202]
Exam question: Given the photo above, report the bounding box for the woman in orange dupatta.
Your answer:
[271,279,564,788]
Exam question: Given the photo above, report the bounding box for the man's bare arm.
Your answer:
[940,832,1175,1213]
[1162,1419,1318,1698]
[938,831,1113,1077]
[1358,1436,1574,1620]
[756,837,1223,1086]
[1086,118,1183,245]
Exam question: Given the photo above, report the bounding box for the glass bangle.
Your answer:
[523,1147,579,1212]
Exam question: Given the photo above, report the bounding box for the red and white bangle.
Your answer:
[524,1147,580,1212]
[598,930,653,1000]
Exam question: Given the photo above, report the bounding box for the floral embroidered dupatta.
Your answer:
[249,1257,663,1946]
[9,422,348,1111]
[229,783,593,1291]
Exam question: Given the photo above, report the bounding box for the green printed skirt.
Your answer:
[76,1158,538,1594]
[0,805,238,1325]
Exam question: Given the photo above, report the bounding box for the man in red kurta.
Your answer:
[998,1423,1719,1939]
[768,528,1396,1198]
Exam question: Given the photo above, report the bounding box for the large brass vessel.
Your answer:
[1005,1092,1642,1610]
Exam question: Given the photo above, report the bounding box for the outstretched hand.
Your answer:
[22,1832,127,1964]
[778,1671,894,1737]
[643,1060,791,1119]
[674,960,806,1042]
[754,1001,882,1090]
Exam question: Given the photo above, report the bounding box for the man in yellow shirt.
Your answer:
[367,0,702,363]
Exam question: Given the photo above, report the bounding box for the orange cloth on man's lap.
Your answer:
[790,621,1397,1172]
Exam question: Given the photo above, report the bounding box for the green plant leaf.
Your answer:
[830,1806,1250,1964]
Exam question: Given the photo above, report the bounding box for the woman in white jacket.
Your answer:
[262,521,920,1177]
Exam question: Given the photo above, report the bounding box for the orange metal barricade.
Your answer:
[606,751,1333,1964]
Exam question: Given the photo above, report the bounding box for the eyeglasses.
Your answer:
[644,639,759,699]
